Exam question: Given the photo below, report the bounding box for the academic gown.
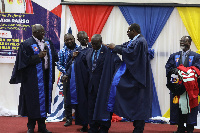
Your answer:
[165,51,200,125]
[93,47,121,121]
[66,45,91,125]
[108,35,153,120]
[9,37,58,119]
[85,45,121,122]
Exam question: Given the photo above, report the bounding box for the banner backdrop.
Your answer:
[0,0,61,63]
[62,0,200,4]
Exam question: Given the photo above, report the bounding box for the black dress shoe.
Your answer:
[64,119,72,127]
[132,130,143,133]
[80,126,88,132]
[27,129,34,133]
[38,128,52,133]
[98,128,109,133]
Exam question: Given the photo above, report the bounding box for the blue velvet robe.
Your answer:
[66,45,91,125]
[85,45,121,122]
[108,35,153,120]
[10,37,58,119]
[165,51,200,125]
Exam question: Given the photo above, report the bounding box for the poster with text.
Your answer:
[0,0,61,63]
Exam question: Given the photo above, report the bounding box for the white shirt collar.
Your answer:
[81,45,87,49]
[32,35,44,43]
[132,34,140,41]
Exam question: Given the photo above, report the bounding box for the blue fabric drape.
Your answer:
[119,6,174,117]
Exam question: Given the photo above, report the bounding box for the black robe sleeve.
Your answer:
[10,42,41,84]
[121,38,148,87]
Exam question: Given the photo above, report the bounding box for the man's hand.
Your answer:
[61,75,68,83]
[38,51,47,58]
[73,51,79,58]
[107,43,116,49]
[72,51,79,60]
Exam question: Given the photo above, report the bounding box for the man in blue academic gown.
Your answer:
[107,23,153,133]
[65,31,91,132]
[165,36,200,133]
[86,34,121,133]
[10,24,58,133]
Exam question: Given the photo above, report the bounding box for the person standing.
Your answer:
[165,36,200,133]
[65,31,91,132]
[107,23,153,133]
[86,34,121,133]
[58,33,78,127]
[10,24,58,133]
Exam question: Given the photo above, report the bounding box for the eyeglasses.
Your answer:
[127,30,131,33]
[78,37,88,42]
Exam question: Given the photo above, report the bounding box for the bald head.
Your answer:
[77,31,89,46]
[32,24,44,33]
[91,34,102,50]
[77,31,88,38]
[91,34,102,42]
[32,24,45,41]
[181,36,192,43]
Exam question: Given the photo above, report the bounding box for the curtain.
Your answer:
[69,5,113,41]
[119,6,174,49]
[25,0,33,13]
[2,6,198,125]
[177,7,200,53]
[50,5,62,18]
[119,6,174,117]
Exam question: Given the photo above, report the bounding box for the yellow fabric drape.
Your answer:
[177,7,200,53]
[162,108,170,118]
[199,95,200,103]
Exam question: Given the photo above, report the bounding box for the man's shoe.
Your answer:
[27,129,34,133]
[98,128,109,133]
[80,126,88,132]
[64,119,72,127]
[132,130,143,133]
[38,128,52,133]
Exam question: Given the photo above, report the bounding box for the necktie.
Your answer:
[92,51,98,71]
[182,52,186,64]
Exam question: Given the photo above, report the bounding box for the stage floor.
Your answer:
[0,116,200,133]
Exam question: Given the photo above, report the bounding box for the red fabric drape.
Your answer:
[69,5,113,41]
[51,5,62,18]
[25,0,33,14]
